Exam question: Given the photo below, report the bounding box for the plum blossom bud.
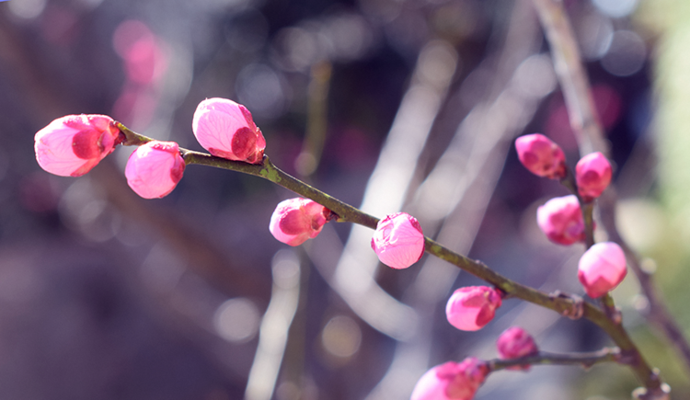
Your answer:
[125,141,185,199]
[537,195,586,245]
[515,133,566,179]
[446,286,502,331]
[269,198,329,246]
[192,98,266,164]
[34,114,121,177]
[496,327,538,371]
[576,152,612,201]
[578,241,627,298]
[371,212,425,269]
[410,357,488,400]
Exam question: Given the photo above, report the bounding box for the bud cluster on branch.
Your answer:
[33,97,669,399]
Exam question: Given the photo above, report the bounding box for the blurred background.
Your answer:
[1,0,689,398]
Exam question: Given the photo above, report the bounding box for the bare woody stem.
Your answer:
[114,123,662,392]
[532,0,686,390]
[177,148,660,390]
[488,347,620,372]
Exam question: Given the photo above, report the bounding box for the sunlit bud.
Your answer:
[371,212,425,269]
[578,241,627,298]
[537,195,586,245]
[445,286,502,331]
[125,141,185,199]
[34,114,120,177]
[576,152,612,201]
[496,326,538,371]
[269,198,329,246]
[515,133,566,179]
[192,97,266,164]
[410,357,488,400]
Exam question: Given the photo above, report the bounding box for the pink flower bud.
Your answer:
[371,212,425,269]
[578,242,627,298]
[576,152,612,201]
[125,141,185,199]
[34,114,121,177]
[515,133,567,179]
[445,286,502,331]
[192,98,266,164]
[496,327,538,371]
[269,198,329,246]
[537,195,586,245]
[410,357,488,400]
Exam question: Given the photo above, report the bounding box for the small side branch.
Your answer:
[488,347,620,372]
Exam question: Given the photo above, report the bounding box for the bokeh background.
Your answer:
[1,0,689,399]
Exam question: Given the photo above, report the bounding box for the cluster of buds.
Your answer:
[515,134,626,298]
[410,327,539,399]
[34,98,267,199]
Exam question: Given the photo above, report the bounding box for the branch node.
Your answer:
[550,291,584,320]
[632,382,671,400]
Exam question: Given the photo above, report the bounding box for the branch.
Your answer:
[488,347,620,372]
[531,0,690,385]
[117,122,662,392]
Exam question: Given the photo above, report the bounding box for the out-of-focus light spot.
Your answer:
[592,0,639,18]
[19,173,60,213]
[418,40,458,88]
[0,262,42,304]
[214,298,261,343]
[59,178,105,228]
[59,178,117,242]
[513,54,556,98]
[113,20,167,85]
[200,0,251,11]
[236,63,287,119]
[41,7,78,45]
[8,0,46,19]
[577,12,613,60]
[321,315,362,359]
[616,198,664,251]
[458,67,493,108]
[323,13,373,61]
[272,249,300,289]
[640,258,657,274]
[601,30,646,77]
[74,0,104,9]
[225,9,269,53]
[275,27,321,72]
[140,243,185,293]
[631,294,650,313]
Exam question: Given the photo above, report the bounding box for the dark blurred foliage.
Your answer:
[0,0,680,399]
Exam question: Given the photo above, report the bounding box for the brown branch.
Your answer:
[488,347,620,372]
[531,0,690,387]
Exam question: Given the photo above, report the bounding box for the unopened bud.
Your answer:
[411,357,488,400]
[515,133,566,179]
[34,114,120,177]
[125,141,185,199]
[537,195,586,245]
[496,327,538,371]
[445,286,502,331]
[371,212,425,269]
[192,98,266,164]
[269,198,328,246]
[578,241,627,298]
[576,152,612,201]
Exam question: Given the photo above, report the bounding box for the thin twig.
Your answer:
[118,121,662,391]
[488,347,620,371]
[531,0,690,383]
